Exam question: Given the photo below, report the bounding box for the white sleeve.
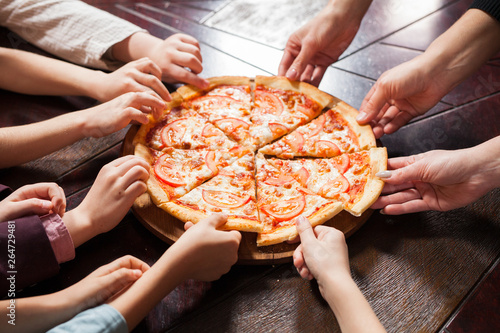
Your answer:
[0,0,147,70]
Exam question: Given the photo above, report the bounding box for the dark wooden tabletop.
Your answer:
[1,0,499,332]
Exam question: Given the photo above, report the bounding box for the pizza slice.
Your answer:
[259,103,376,158]
[177,76,257,149]
[133,93,236,151]
[255,153,343,246]
[267,147,387,216]
[135,143,250,205]
[163,151,263,232]
[249,76,335,148]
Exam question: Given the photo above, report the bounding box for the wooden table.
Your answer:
[1,0,499,332]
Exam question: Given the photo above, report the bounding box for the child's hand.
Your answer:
[94,57,171,103]
[62,155,149,247]
[59,255,149,313]
[0,183,65,222]
[172,213,241,281]
[81,91,166,138]
[293,216,350,283]
[147,34,209,89]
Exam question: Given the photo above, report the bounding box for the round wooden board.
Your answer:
[122,125,373,265]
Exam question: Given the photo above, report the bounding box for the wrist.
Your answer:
[111,32,157,63]
[327,0,371,24]
[61,209,94,248]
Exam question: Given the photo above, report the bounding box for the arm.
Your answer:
[0,256,148,333]
[108,214,241,330]
[357,8,500,137]
[0,92,164,168]
[294,216,385,332]
[0,48,170,102]
[278,0,372,86]
[372,136,500,214]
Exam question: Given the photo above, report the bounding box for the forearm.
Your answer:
[0,291,77,333]
[327,0,372,23]
[0,112,87,168]
[111,32,159,63]
[424,8,500,93]
[467,136,500,189]
[320,275,386,333]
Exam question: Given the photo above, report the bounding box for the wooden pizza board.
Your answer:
[122,125,373,265]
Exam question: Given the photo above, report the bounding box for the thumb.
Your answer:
[200,213,228,229]
[13,199,53,217]
[357,83,388,124]
[285,45,316,81]
[377,162,424,185]
[296,215,317,245]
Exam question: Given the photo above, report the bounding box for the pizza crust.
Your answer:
[333,102,376,150]
[345,147,387,216]
[177,76,252,100]
[163,201,263,232]
[255,75,334,108]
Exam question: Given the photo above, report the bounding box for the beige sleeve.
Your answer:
[0,0,146,70]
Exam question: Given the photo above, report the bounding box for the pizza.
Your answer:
[133,76,387,246]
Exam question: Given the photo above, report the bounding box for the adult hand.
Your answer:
[372,148,494,214]
[147,34,209,89]
[293,216,350,283]
[94,57,171,103]
[278,0,371,86]
[0,183,66,221]
[176,213,241,281]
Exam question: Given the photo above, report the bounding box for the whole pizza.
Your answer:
[133,76,387,246]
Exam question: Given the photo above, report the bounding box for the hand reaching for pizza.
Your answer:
[172,213,241,281]
[278,0,371,87]
[372,137,500,214]
[147,34,210,90]
[62,156,149,247]
[81,91,166,138]
[356,55,448,138]
[293,216,351,282]
[94,57,171,103]
[0,183,66,222]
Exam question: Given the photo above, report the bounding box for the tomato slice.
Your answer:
[214,118,250,134]
[268,123,288,138]
[205,151,218,175]
[255,89,284,115]
[154,155,186,187]
[202,189,250,208]
[260,195,306,221]
[161,118,187,147]
[319,175,350,196]
[201,124,220,137]
[294,167,309,187]
[296,104,316,119]
[284,131,305,152]
[332,154,350,174]
[307,114,326,137]
[264,173,295,186]
[314,140,340,157]
[191,95,242,109]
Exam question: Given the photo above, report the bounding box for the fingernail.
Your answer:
[296,215,306,225]
[133,269,143,278]
[356,112,367,122]
[286,68,297,80]
[379,209,386,215]
[376,170,393,179]
[41,201,52,209]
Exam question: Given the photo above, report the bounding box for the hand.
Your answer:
[59,255,149,313]
[94,57,171,103]
[174,213,241,281]
[62,155,149,246]
[357,55,448,138]
[147,34,209,89]
[293,216,350,284]
[372,149,494,214]
[0,183,65,222]
[81,91,166,138]
[278,1,369,86]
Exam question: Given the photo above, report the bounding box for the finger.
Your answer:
[113,155,150,178]
[293,244,305,269]
[376,105,400,128]
[176,33,201,48]
[131,91,166,111]
[175,42,203,63]
[103,255,151,274]
[199,213,228,229]
[47,185,66,217]
[98,267,144,298]
[295,215,317,245]
[300,64,315,84]
[298,265,313,280]
[380,181,416,194]
[228,230,242,243]
[357,83,389,124]
[169,52,203,74]
[121,163,150,189]
[139,57,163,80]
[278,49,296,77]
[382,199,432,215]
[310,65,327,87]
[384,111,415,135]
[134,72,171,102]
[164,65,209,89]
[286,41,317,81]
[371,188,421,209]
[184,221,194,230]
[12,198,53,216]
[125,107,150,125]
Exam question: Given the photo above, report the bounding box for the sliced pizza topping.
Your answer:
[318,175,350,196]
[314,140,341,157]
[154,155,186,187]
[268,123,289,138]
[284,131,305,152]
[205,151,219,175]
[214,118,250,133]
[254,89,284,116]
[161,118,187,147]
[264,174,295,186]
[202,189,251,208]
[260,195,305,222]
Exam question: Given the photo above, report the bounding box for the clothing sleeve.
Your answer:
[47,304,128,333]
[470,0,500,22]
[41,213,75,264]
[0,0,147,70]
[0,216,60,296]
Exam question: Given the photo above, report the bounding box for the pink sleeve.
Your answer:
[41,213,75,264]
